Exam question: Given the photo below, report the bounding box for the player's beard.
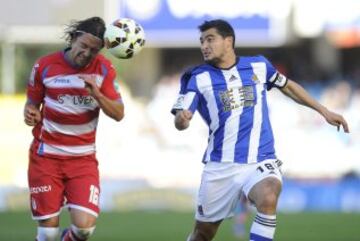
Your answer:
[205,57,221,67]
[75,55,92,68]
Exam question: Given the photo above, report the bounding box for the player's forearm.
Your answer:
[95,95,124,121]
[281,79,328,115]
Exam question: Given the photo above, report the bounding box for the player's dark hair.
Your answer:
[64,16,106,47]
[198,19,235,48]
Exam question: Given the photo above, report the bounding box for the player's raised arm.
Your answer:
[280,79,349,133]
[79,74,124,122]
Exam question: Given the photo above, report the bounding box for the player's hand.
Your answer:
[323,109,349,133]
[177,109,193,123]
[175,110,193,130]
[79,74,103,99]
[24,105,41,126]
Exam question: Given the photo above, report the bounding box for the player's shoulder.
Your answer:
[240,55,269,63]
[94,53,116,72]
[179,65,199,85]
[36,51,63,67]
[181,64,209,78]
[95,53,112,65]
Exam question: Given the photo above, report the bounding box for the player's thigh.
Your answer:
[38,216,60,227]
[64,156,100,220]
[248,177,282,208]
[244,160,282,205]
[28,153,65,220]
[196,162,242,222]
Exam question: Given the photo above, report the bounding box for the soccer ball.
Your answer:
[104,18,145,59]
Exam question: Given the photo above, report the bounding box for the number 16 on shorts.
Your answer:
[89,185,99,206]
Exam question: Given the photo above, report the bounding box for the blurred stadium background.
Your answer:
[0,0,359,240]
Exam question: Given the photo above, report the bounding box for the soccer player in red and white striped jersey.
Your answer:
[24,16,124,241]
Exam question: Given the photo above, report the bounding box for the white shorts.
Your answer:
[195,159,282,222]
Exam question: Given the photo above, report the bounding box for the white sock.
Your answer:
[250,213,276,241]
[36,227,60,241]
[186,233,192,241]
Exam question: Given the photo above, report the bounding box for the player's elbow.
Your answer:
[114,110,124,122]
[113,104,125,122]
[109,107,124,122]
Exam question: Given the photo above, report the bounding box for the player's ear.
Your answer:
[225,36,233,49]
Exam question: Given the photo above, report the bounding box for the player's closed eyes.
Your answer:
[80,43,99,55]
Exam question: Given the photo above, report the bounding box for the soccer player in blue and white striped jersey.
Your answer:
[171,19,349,241]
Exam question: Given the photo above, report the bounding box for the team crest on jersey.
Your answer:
[251,74,260,83]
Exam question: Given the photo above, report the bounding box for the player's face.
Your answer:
[200,28,229,65]
[68,33,102,68]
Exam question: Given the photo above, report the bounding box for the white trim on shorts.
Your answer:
[66,204,99,217]
[32,210,62,220]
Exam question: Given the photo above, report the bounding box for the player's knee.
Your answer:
[257,193,279,213]
[37,227,60,241]
[71,224,95,240]
[192,227,217,241]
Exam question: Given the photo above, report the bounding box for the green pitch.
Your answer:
[0,211,359,241]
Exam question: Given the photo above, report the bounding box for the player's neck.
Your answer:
[216,53,237,69]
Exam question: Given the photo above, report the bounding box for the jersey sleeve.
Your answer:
[261,56,288,91]
[99,63,122,102]
[26,61,45,104]
[171,70,199,115]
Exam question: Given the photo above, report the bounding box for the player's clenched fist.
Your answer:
[79,74,103,100]
[175,110,193,130]
[24,105,41,126]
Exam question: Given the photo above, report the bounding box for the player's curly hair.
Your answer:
[198,19,235,49]
[64,16,106,47]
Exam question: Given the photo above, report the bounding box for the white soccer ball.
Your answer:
[104,18,145,59]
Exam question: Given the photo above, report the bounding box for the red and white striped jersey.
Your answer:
[27,50,122,158]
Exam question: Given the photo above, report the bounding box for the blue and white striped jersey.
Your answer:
[171,55,288,164]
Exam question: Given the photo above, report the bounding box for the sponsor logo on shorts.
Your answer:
[32,197,37,210]
[30,185,52,194]
[197,205,204,216]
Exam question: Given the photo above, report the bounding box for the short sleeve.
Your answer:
[26,61,45,104]
[171,70,199,115]
[100,63,122,101]
[261,56,288,91]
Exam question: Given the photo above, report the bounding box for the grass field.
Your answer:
[0,211,359,241]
